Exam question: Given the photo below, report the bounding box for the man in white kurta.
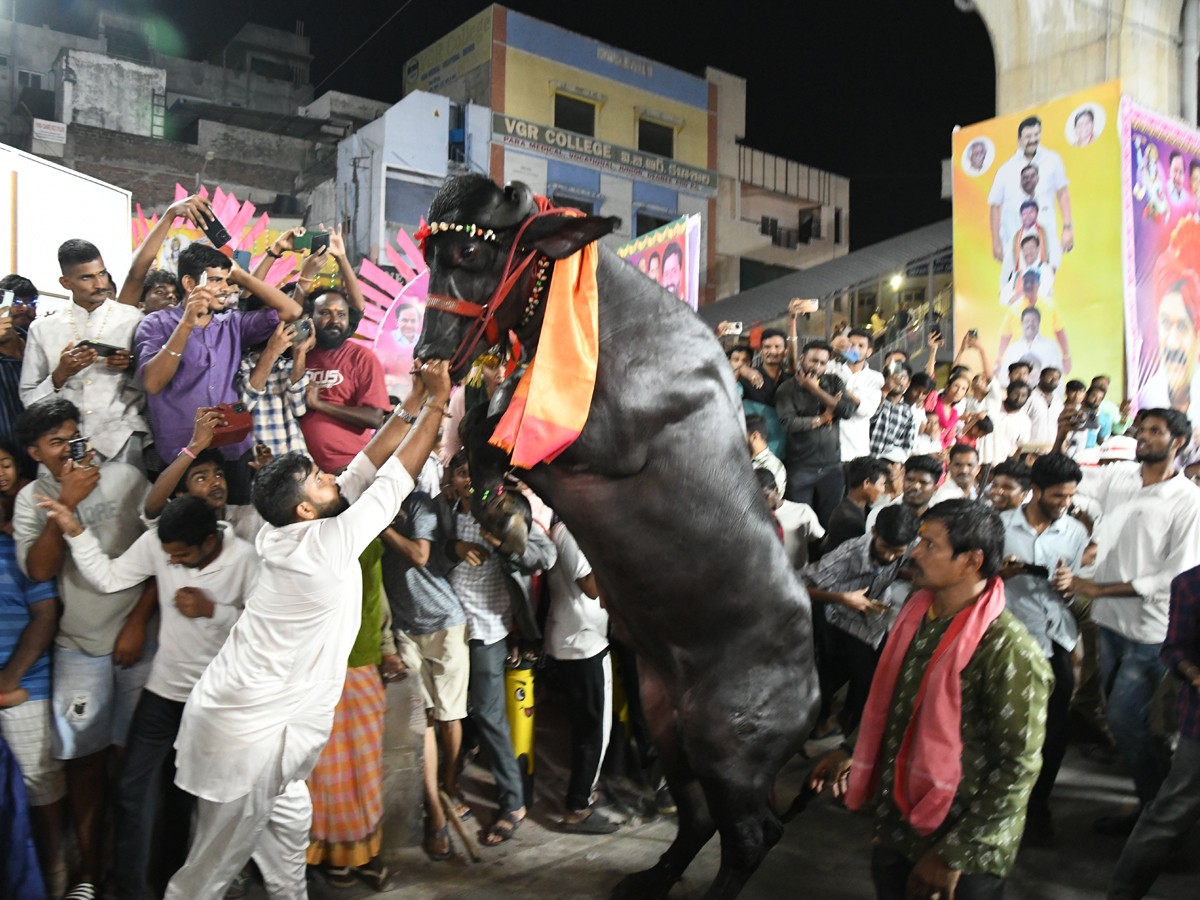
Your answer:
[162,365,448,900]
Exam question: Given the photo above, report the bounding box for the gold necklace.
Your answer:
[67,300,113,343]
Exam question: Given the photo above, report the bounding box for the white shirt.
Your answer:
[19,300,148,459]
[65,522,258,702]
[173,452,415,802]
[909,402,939,455]
[929,479,972,507]
[1082,463,1200,643]
[839,366,884,461]
[1025,388,1065,446]
[977,404,1032,465]
[777,500,825,569]
[545,523,608,661]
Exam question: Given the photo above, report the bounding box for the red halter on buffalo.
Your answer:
[416,190,581,374]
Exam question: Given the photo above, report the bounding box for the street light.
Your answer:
[890,274,903,291]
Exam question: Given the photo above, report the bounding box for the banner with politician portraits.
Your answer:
[1121,101,1200,456]
[951,81,1124,388]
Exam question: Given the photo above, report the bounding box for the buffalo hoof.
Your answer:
[611,864,679,900]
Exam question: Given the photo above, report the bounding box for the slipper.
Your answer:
[423,823,453,861]
[483,810,524,846]
[559,813,618,835]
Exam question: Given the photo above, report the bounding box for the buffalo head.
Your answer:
[415,174,619,381]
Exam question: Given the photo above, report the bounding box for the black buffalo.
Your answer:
[414,175,818,898]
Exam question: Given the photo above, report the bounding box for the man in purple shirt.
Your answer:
[134,244,302,503]
[1109,564,1200,899]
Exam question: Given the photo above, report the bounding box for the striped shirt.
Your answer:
[0,535,59,700]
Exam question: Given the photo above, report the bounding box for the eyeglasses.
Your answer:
[11,296,36,308]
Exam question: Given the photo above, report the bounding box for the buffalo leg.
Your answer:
[611,669,716,899]
[696,772,784,900]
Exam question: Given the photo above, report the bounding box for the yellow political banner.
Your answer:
[952,81,1123,388]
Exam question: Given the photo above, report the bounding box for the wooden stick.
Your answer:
[439,788,480,863]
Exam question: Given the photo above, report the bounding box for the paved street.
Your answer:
[244,687,1198,900]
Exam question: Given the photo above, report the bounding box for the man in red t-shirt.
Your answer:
[301,290,390,472]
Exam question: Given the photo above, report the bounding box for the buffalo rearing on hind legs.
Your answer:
[414,174,819,899]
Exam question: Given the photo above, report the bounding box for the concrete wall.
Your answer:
[196,119,317,174]
[65,123,297,212]
[972,0,1188,119]
[55,49,164,137]
[300,90,390,125]
[159,53,312,114]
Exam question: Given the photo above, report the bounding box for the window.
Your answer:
[638,119,673,158]
[834,207,844,245]
[250,57,294,82]
[636,211,673,237]
[552,194,594,216]
[18,69,42,90]
[554,93,595,137]
[0,55,9,68]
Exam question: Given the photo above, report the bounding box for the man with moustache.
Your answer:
[20,241,149,469]
[811,500,1051,899]
[776,340,855,525]
[866,453,944,532]
[740,328,790,458]
[989,116,1073,271]
[1026,366,1064,446]
[300,289,391,473]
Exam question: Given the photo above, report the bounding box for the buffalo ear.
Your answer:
[519,215,621,260]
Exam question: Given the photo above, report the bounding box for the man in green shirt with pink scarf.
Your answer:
[812,500,1051,899]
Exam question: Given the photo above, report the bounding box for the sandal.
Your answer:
[323,866,356,889]
[63,885,97,900]
[423,823,453,861]
[354,857,396,892]
[483,810,524,846]
[559,811,618,834]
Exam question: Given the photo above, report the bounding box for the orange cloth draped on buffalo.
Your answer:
[490,239,600,469]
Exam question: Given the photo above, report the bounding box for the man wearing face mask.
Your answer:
[839,329,884,462]
[299,289,391,474]
[134,244,301,499]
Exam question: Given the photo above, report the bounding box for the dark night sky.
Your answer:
[47,1,997,248]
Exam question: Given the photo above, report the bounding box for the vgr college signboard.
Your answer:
[492,113,718,197]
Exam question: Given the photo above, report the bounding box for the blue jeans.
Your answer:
[467,638,525,813]
[1098,626,1168,805]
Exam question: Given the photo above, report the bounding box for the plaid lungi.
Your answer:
[306,664,386,866]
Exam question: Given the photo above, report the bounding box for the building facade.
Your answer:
[336,5,849,304]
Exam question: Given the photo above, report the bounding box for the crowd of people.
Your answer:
[721,304,1200,899]
[3,187,1200,900]
[0,196,636,900]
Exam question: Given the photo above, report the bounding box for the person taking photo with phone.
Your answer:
[134,243,302,498]
[20,241,150,471]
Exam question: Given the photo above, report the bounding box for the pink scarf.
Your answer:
[845,576,1006,835]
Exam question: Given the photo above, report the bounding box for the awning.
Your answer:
[697,218,952,326]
